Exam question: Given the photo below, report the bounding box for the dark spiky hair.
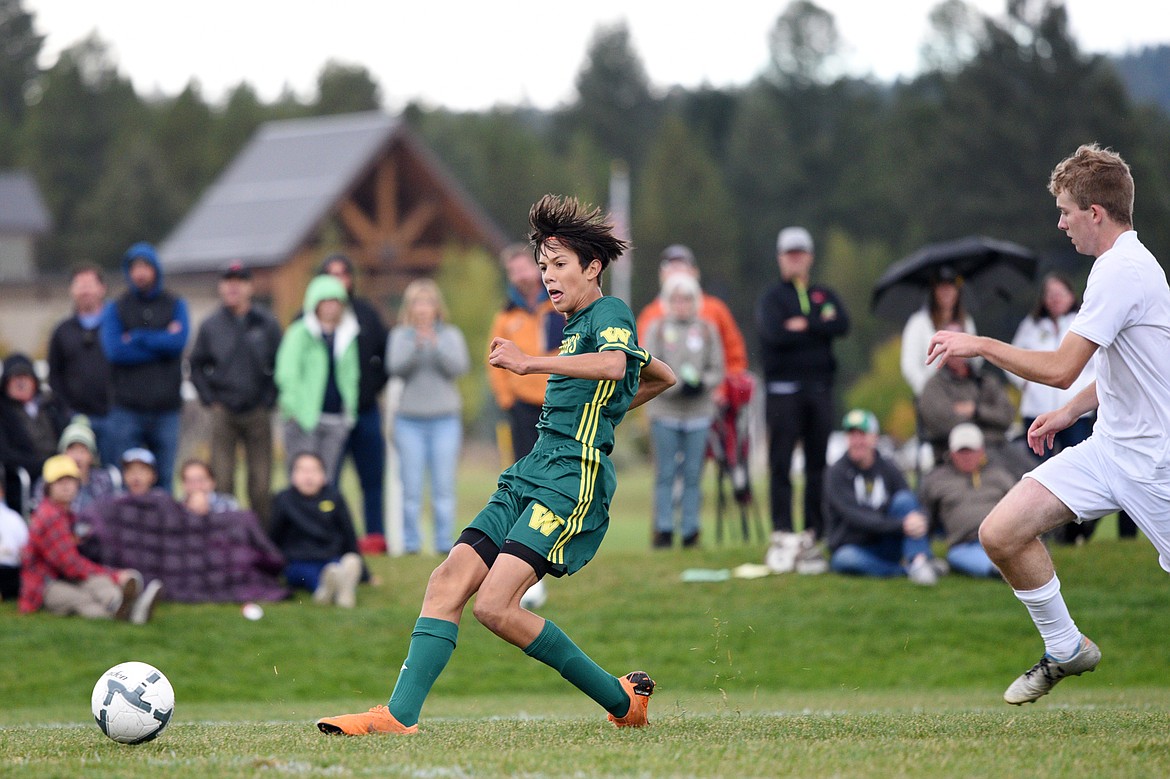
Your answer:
[528,194,629,273]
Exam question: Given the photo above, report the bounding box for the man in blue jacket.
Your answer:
[100,242,189,493]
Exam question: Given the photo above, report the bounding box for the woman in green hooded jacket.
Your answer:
[275,275,361,481]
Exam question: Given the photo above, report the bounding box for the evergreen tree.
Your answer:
[71,132,184,269]
[0,0,42,164]
[24,34,140,269]
[767,0,842,88]
[210,82,267,172]
[315,60,381,115]
[563,22,658,167]
[633,115,740,314]
[153,82,215,207]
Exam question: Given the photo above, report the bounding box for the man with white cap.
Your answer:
[921,423,1013,578]
[636,244,749,378]
[757,226,850,574]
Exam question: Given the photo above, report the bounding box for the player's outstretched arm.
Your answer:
[489,337,627,380]
[629,357,676,411]
[926,329,1097,389]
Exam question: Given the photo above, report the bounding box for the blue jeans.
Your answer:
[830,534,933,578]
[341,407,386,535]
[651,419,710,538]
[947,540,999,578]
[106,406,180,493]
[394,414,461,554]
[284,559,338,592]
[87,413,119,470]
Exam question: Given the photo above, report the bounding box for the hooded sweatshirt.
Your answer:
[1,354,69,464]
[99,242,190,412]
[275,275,360,432]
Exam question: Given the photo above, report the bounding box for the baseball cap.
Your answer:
[58,417,97,455]
[43,454,81,484]
[841,409,879,435]
[121,447,157,468]
[948,423,984,452]
[777,226,814,254]
[319,252,355,276]
[659,244,697,268]
[2,353,36,379]
[222,260,252,280]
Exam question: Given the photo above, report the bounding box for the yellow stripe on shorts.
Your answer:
[550,443,600,565]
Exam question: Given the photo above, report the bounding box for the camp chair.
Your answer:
[707,373,765,544]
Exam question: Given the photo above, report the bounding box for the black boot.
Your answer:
[652,530,673,549]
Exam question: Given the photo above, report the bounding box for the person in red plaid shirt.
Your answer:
[19,454,161,623]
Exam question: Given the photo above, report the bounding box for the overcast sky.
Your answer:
[23,1,1170,111]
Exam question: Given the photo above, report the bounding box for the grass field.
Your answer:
[3,453,1169,777]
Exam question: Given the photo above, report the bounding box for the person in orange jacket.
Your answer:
[635,244,748,378]
[487,243,566,464]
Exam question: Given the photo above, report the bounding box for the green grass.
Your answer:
[3,455,1169,777]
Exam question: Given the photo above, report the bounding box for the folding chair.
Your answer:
[708,373,766,544]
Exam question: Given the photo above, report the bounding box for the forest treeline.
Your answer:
[2,0,1169,429]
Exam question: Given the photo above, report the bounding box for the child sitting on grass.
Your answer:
[269,451,364,608]
[20,454,161,622]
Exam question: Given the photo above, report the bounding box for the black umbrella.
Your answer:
[871,235,1040,341]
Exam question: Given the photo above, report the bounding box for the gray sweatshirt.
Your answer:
[386,323,469,418]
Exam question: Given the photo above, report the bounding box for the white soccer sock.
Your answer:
[1013,574,1083,660]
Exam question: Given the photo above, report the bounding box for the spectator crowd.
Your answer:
[1,221,1120,617]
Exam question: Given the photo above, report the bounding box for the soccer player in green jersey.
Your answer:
[317,195,677,735]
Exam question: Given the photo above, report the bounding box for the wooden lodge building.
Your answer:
[160,110,509,324]
[1,111,509,355]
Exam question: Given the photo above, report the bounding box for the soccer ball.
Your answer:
[520,579,547,610]
[91,661,175,744]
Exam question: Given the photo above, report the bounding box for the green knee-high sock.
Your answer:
[387,617,459,727]
[523,619,628,717]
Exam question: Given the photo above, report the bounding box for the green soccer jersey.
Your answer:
[537,295,650,454]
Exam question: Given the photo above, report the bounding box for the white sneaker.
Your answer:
[906,554,938,586]
[794,530,828,575]
[314,563,341,605]
[130,579,164,624]
[334,553,363,608]
[1003,635,1101,705]
[764,531,800,574]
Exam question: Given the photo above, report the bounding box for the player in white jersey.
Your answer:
[926,144,1170,704]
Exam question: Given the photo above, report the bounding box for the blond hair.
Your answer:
[398,278,448,325]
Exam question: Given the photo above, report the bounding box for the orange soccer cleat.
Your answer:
[607,671,656,728]
[316,705,419,736]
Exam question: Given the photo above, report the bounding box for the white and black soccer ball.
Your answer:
[91,661,175,744]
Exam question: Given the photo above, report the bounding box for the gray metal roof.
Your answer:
[159,111,402,272]
[0,171,50,234]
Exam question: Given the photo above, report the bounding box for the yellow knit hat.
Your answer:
[42,454,81,484]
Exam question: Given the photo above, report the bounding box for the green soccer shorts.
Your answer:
[467,435,616,576]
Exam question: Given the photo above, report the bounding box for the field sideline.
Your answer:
[3,457,1168,777]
